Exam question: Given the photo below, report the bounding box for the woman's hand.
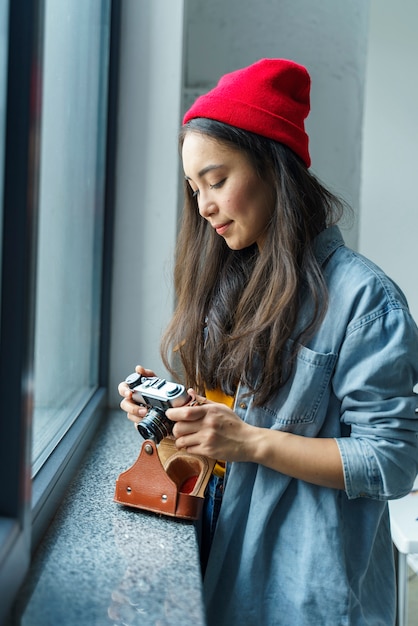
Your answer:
[118,364,156,424]
[168,389,345,489]
[166,390,254,462]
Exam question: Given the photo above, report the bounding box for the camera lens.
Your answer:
[136,407,175,443]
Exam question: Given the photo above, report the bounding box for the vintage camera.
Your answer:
[125,372,191,443]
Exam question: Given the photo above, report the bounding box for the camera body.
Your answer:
[126,372,191,443]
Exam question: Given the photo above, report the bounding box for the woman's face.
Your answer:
[182,131,274,250]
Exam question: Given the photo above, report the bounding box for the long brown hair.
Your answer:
[160,118,344,405]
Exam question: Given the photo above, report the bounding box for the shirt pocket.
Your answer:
[256,343,337,432]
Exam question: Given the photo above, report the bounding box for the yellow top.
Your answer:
[205,388,234,478]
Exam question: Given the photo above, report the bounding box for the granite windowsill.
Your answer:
[14,411,206,625]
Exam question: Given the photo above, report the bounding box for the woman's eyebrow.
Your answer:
[184,164,224,182]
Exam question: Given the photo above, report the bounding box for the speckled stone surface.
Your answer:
[16,411,206,625]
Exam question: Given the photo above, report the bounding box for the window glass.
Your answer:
[32,0,110,475]
[0,0,8,309]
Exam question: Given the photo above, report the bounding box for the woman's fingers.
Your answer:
[134,364,156,378]
[118,365,157,423]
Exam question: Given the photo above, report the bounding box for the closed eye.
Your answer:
[187,178,225,199]
[209,179,226,190]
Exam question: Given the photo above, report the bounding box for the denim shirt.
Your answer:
[203,226,418,626]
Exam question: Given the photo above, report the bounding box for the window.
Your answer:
[32,0,110,476]
[0,0,6,298]
[0,1,120,619]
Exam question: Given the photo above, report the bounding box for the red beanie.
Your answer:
[183,58,311,168]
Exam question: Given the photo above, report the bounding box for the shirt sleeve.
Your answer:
[333,305,418,500]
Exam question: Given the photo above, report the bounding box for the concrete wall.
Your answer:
[184,0,369,248]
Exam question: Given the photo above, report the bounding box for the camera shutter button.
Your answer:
[125,372,142,388]
[166,385,181,397]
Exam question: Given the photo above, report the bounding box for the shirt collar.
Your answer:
[313,225,345,267]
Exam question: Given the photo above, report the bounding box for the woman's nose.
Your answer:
[198,191,217,219]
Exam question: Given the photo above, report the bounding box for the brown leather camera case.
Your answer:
[114,438,215,520]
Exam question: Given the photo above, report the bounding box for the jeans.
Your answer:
[200,473,224,576]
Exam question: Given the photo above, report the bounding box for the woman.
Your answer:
[119,59,418,625]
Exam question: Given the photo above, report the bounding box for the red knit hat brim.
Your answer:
[183,59,311,168]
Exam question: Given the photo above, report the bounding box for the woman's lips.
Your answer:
[214,221,232,236]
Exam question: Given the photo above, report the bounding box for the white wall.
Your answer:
[109,0,371,407]
[109,0,185,407]
[359,0,418,322]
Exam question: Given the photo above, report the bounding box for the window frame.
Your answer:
[0,0,121,619]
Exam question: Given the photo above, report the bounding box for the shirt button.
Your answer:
[239,402,247,410]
